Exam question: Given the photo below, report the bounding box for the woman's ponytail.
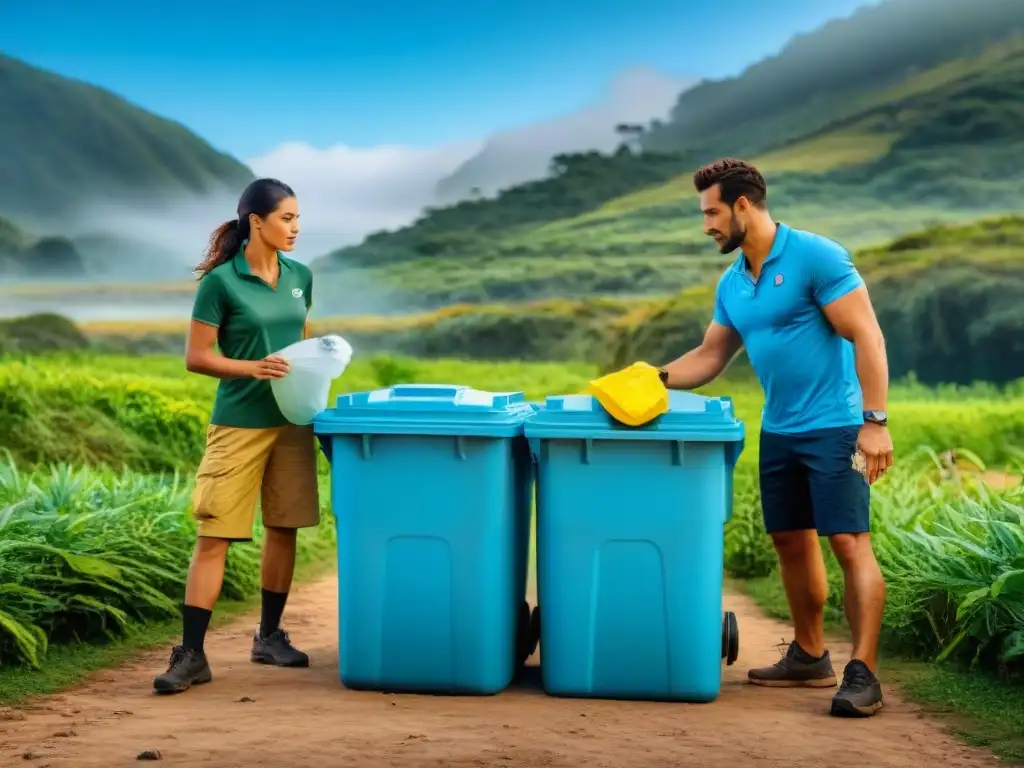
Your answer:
[195,217,249,279]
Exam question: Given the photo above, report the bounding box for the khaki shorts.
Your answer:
[192,424,320,540]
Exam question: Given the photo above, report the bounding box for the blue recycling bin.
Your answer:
[524,390,745,702]
[313,384,538,695]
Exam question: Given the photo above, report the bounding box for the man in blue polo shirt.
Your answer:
[657,158,893,718]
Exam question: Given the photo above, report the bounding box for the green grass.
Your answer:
[0,457,337,668]
[888,661,1024,764]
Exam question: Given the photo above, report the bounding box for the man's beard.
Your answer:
[717,223,746,254]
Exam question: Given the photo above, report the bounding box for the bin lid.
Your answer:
[523,389,744,442]
[313,383,535,437]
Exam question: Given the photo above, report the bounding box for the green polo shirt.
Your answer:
[192,248,314,429]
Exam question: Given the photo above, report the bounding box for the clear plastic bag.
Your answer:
[270,335,354,425]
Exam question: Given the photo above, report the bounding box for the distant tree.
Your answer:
[615,123,646,153]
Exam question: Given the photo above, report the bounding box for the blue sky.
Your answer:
[1,0,874,159]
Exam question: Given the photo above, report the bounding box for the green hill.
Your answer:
[641,0,1023,158]
[0,53,254,222]
[310,5,1024,312]
[84,215,1024,387]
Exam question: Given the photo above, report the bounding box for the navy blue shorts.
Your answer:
[758,425,870,536]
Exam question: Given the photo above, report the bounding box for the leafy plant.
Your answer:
[0,453,333,668]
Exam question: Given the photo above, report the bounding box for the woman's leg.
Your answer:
[182,536,232,649]
[153,426,275,694]
[250,425,321,667]
[257,526,298,640]
[152,537,231,694]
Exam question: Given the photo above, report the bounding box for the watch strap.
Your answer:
[863,410,887,425]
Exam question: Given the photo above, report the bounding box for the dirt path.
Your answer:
[0,576,1001,768]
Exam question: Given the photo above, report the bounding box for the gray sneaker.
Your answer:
[831,659,884,717]
[153,645,212,694]
[748,640,838,688]
[250,628,310,667]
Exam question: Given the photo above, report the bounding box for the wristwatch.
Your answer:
[657,367,669,386]
[863,410,888,426]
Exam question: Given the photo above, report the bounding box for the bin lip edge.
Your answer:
[312,420,531,438]
[523,424,745,442]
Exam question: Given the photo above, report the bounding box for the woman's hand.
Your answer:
[250,354,290,380]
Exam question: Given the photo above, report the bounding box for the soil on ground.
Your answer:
[0,576,1002,768]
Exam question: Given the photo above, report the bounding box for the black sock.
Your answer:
[793,641,825,663]
[182,605,212,652]
[260,589,289,638]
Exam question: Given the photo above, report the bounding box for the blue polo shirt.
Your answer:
[713,223,865,435]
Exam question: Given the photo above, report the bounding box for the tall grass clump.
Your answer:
[873,449,1024,673]
[724,447,1024,676]
[0,453,334,668]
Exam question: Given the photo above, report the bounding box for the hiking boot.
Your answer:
[831,659,884,717]
[153,645,212,694]
[251,628,310,667]
[747,640,837,688]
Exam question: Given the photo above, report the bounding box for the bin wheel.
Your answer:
[722,611,739,666]
[514,601,536,668]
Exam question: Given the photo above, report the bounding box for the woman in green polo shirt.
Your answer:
[153,177,320,694]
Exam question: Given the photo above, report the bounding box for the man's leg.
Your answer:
[773,530,829,658]
[829,533,885,672]
[250,425,321,667]
[153,425,271,694]
[747,431,837,688]
[804,426,885,717]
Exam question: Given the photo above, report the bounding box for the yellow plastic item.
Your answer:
[585,361,669,427]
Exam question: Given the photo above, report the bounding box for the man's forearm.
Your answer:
[854,329,889,411]
[661,346,725,390]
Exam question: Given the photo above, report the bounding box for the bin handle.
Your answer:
[726,437,744,467]
[387,384,463,399]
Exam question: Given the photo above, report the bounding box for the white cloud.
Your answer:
[245,139,483,260]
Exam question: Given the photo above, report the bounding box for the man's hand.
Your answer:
[250,354,290,380]
[857,422,893,484]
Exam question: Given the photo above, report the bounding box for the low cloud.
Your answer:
[246,139,483,260]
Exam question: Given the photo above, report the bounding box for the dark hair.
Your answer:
[194,177,296,278]
[692,158,767,208]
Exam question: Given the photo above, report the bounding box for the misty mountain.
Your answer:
[0,217,87,278]
[0,215,192,280]
[640,0,1024,157]
[434,67,693,204]
[0,53,255,226]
